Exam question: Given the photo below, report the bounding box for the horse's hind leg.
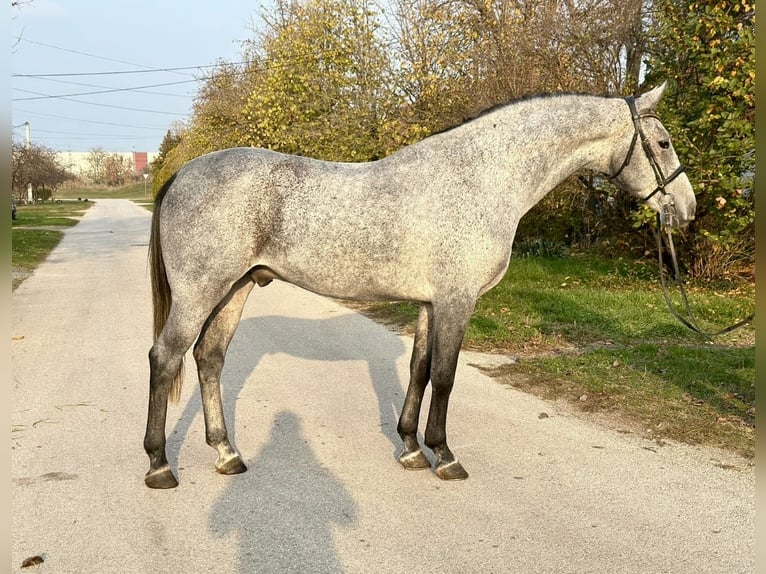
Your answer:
[193,276,255,476]
[397,303,433,470]
[424,297,475,480]
[145,306,213,489]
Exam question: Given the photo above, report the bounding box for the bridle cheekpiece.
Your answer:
[607,96,686,209]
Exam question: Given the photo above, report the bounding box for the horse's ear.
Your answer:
[636,81,668,112]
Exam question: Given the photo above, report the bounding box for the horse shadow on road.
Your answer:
[208,410,358,573]
[167,310,409,468]
[165,309,407,572]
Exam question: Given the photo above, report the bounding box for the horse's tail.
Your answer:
[149,173,183,404]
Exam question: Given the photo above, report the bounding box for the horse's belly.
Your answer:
[257,254,432,303]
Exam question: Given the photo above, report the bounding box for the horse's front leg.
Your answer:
[397,304,433,470]
[423,298,474,480]
[193,278,254,476]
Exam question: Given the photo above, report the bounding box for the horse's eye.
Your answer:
[659,140,670,150]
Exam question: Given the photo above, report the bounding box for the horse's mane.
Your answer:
[430,91,612,136]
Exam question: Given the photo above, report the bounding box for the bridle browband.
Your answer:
[607,96,686,203]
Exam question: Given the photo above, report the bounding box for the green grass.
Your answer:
[56,183,155,211]
[12,229,65,290]
[57,182,151,201]
[363,256,754,351]
[355,255,755,457]
[472,260,753,349]
[492,344,754,458]
[12,200,91,228]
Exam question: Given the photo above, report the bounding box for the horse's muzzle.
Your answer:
[658,193,696,229]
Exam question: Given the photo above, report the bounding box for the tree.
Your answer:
[644,0,755,275]
[241,0,395,161]
[188,60,257,152]
[86,147,108,184]
[12,141,73,201]
[150,61,264,194]
[103,153,133,187]
[385,0,480,139]
[388,0,656,251]
[151,127,183,173]
[150,126,184,194]
[389,0,650,123]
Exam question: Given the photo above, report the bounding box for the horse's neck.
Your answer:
[463,96,624,215]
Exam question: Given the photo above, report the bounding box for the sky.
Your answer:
[11,1,271,153]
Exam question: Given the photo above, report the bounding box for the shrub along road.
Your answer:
[12,199,753,573]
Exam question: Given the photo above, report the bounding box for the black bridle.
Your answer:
[610,96,753,339]
[608,96,686,205]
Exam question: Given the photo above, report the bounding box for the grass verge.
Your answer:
[352,255,755,458]
[56,182,151,201]
[11,200,93,289]
[11,200,91,228]
[57,183,155,211]
[483,344,754,458]
[12,229,64,290]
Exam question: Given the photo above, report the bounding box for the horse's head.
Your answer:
[608,82,696,228]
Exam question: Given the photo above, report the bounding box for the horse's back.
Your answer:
[162,147,404,248]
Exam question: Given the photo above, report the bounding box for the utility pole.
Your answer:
[25,121,33,202]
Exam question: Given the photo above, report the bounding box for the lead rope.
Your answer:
[655,213,754,340]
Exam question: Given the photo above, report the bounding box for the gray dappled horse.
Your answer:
[144,82,696,488]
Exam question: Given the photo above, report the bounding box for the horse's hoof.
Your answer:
[216,456,247,475]
[145,466,179,489]
[399,449,430,470]
[434,460,469,481]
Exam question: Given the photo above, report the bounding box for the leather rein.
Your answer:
[609,96,753,340]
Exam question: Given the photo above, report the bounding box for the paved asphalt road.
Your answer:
[12,199,754,573]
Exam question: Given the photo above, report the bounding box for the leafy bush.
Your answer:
[644,0,755,276]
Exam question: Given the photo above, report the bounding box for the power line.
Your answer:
[16,37,198,78]
[13,107,172,130]
[12,89,187,116]
[30,127,163,138]
[12,79,199,101]
[32,134,157,141]
[16,75,196,98]
[13,61,250,78]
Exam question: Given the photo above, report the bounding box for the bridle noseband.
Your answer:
[608,96,686,205]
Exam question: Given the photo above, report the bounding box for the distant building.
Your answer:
[133,151,149,174]
[57,150,159,178]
